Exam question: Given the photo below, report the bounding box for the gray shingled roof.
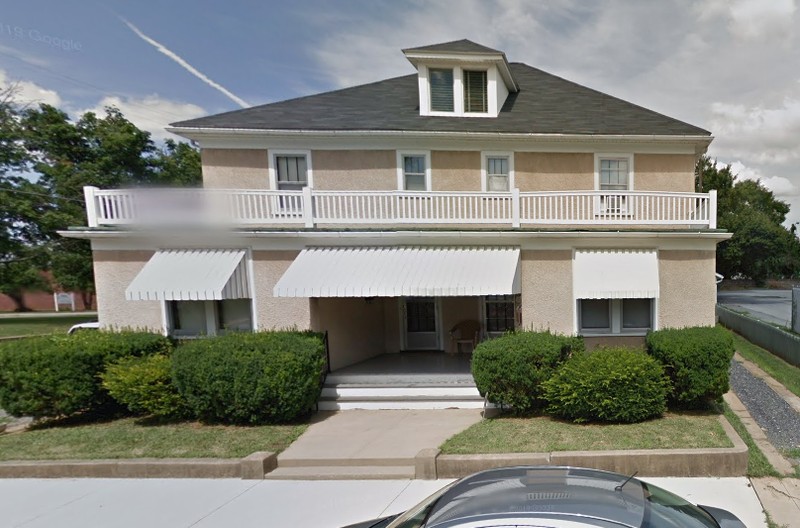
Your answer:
[402,39,504,55]
[171,63,710,136]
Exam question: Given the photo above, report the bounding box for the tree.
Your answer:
[696,155,800,284]
[0,85,48,310]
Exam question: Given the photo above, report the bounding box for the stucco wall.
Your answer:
[520,250,574,334]
[658,250,717,329]
[93,250,162,331]
[515,153,594,191]
[312,150,397,190]
[311,297,386,370]
[635,154,696,192]
[202,149,269,189]
[251,250,311,330]
[431,151,481,191]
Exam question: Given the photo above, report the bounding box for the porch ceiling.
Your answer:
[273,246,520,297]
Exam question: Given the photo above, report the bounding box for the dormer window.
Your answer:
[429,68,454,112]
[403,39,519,119]
[464,70,487,113]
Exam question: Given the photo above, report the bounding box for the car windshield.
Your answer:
[641,482,719,528]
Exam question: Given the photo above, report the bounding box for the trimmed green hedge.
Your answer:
[0,331,173,419]
[646,326,735,408]
[543,347,669,423]
[471,331,583,413]
[102,354,189,418]
[172,331,326,424]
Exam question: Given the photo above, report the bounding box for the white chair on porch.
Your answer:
[449,320,481,354]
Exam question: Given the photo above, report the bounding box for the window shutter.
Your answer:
[464,70,487,113]
[429,69,454,112]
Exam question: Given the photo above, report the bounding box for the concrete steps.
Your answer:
[318,382,484,410]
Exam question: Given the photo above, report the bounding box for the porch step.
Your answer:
[318,399,485,411]
[266,465,415,480]
[321,386,481,398]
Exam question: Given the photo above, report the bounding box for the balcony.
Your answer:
[83,186,718,230]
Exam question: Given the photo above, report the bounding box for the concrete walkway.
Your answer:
[271,409,482,479]
[752,478,800,528]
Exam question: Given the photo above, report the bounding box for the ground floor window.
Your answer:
[167,299,253,337]
[484,294,520,335]
[578,298,653,335]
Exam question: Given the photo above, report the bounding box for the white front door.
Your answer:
[403,297,440,350]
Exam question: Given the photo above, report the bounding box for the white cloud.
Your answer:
[727,0,796,41]
[709,96,800,164]
[728,161,799,197]
[0,69,61,107]
[80,94,206,141]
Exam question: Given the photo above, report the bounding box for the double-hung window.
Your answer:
[402,154,427,191]
[275,155,308,191]
[596,155,632,214]
[463,70,488,113]
[429,68,454,112]
[486,156,510,192]
[484,294,519,336]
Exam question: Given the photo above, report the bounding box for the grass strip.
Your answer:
[722,402,780,478]
[440,412,731,454]
[0,417,307,460]
[725,328,800,398]
[0,315,96,338]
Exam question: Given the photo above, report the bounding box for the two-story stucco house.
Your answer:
[65,40,729,409]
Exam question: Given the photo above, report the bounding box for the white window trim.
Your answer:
[396,150,431,191]
[577,298,656,337]
[593,153,634,190]
[419,64,495,118]
[268,149,313,190]
[481,151,515,192]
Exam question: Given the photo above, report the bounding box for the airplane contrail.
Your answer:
[120,17,249,108]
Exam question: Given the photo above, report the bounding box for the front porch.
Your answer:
[319,352,482,410]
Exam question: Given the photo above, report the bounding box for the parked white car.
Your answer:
[67,321,100,334]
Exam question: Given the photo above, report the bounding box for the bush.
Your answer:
[543,347,669,423]
[646,326,735,408]
[0,331,173,419]
[471,331,583,413]
[102,354,189,418]
[172,331,326,424]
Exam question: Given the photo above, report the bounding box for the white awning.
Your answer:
[126,249,250,301]
[274,246,521,297]
[573,249,659,299]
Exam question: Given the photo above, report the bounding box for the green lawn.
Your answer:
[0,315,96,338]
[0,417,307,460]
[727,329,800,398]
[722,403,780,478]
[440,412,731,454]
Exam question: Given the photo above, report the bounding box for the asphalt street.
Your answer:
[717,289,794,327]
[0,477,767,528]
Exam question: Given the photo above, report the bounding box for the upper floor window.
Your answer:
[482,152,513,192]
[595,154,633,214]
[398,152,430,191]
[599,158,629,191]
[429,68,454,112]
[275,155,308,191]
[464,70,488,113]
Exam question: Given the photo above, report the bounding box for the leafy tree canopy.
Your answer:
[696,155,800,284]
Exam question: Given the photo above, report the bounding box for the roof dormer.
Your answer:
[402,39,519,118]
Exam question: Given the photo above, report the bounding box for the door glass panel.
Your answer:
[406,298,436,332]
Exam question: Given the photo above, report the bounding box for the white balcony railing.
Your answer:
[84,186,717,229]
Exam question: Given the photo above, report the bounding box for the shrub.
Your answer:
[172,331,326,424]
[102,354,189,418]
[471,331,583,413]
[646,326,735,408]
[543,347,669,423]
[0,331,173,419]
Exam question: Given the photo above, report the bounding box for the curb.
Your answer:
[416,415,749,479]
[0,451,277,480]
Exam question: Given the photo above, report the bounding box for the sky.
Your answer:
[1,0,799,226]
